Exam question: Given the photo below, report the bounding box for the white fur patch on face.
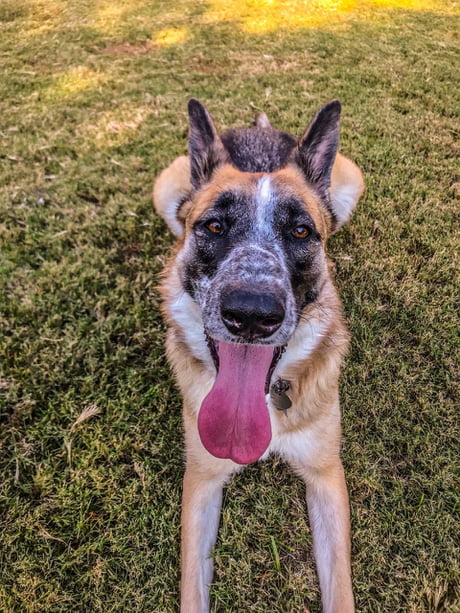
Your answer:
[257,175,272,205]
[169,287,215,370]
[255,175,276,231]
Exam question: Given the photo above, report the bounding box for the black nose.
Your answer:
[221,289,285,340]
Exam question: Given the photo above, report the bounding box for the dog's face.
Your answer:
[179,99,341,349]
[181,165,329,347]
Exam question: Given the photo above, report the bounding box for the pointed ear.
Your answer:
[294,99,341,201]
[188,99,228,189]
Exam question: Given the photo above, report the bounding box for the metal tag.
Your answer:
[270,379,292,411]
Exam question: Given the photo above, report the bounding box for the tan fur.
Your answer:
[156,148,363,613]
[153,155,192,237]
[269,165,330,239]
[330,153,365,231]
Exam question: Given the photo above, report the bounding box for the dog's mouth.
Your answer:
[198,335,285,465]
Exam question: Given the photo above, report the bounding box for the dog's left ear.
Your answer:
[188,99,229,189]
[294,100,364,233]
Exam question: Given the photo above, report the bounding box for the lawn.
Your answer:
[0,1,459,611]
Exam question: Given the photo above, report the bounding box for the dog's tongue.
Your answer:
[198,341,273,465]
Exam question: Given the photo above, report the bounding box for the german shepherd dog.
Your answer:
[154,99,364,613]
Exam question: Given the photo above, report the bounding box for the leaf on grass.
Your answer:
[64,437,72,464]
[14,457,19,485]
[36,524,66,544]
[270,535,281,573]
[70,404,101,431]
[133,461,146,488]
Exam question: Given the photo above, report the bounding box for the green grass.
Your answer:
[0,1,459,611]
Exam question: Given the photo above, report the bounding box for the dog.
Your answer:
[153,98,364,613]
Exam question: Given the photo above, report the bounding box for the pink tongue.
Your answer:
[198,341,273,465]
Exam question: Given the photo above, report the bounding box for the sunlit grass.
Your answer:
[205,0,457,32]
[154,26,189,46]
[7,0,456,46]
[93,0,145,32]
[44,66,104,100]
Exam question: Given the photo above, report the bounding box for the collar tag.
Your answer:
[270,379,292,411]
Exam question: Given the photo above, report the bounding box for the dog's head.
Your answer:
[179,99,362,347]
[156,99,364,464]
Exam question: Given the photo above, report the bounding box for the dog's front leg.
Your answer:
[302,460,354,613]
[180,441,237,613]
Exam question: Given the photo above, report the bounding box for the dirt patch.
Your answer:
[102,41,153,56]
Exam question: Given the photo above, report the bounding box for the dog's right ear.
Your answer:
[188,98,229,189]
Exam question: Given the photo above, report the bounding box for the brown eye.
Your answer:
[206,220,224,235]
[292,225,309,239]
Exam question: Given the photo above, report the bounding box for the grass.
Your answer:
[0,0,459,611]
